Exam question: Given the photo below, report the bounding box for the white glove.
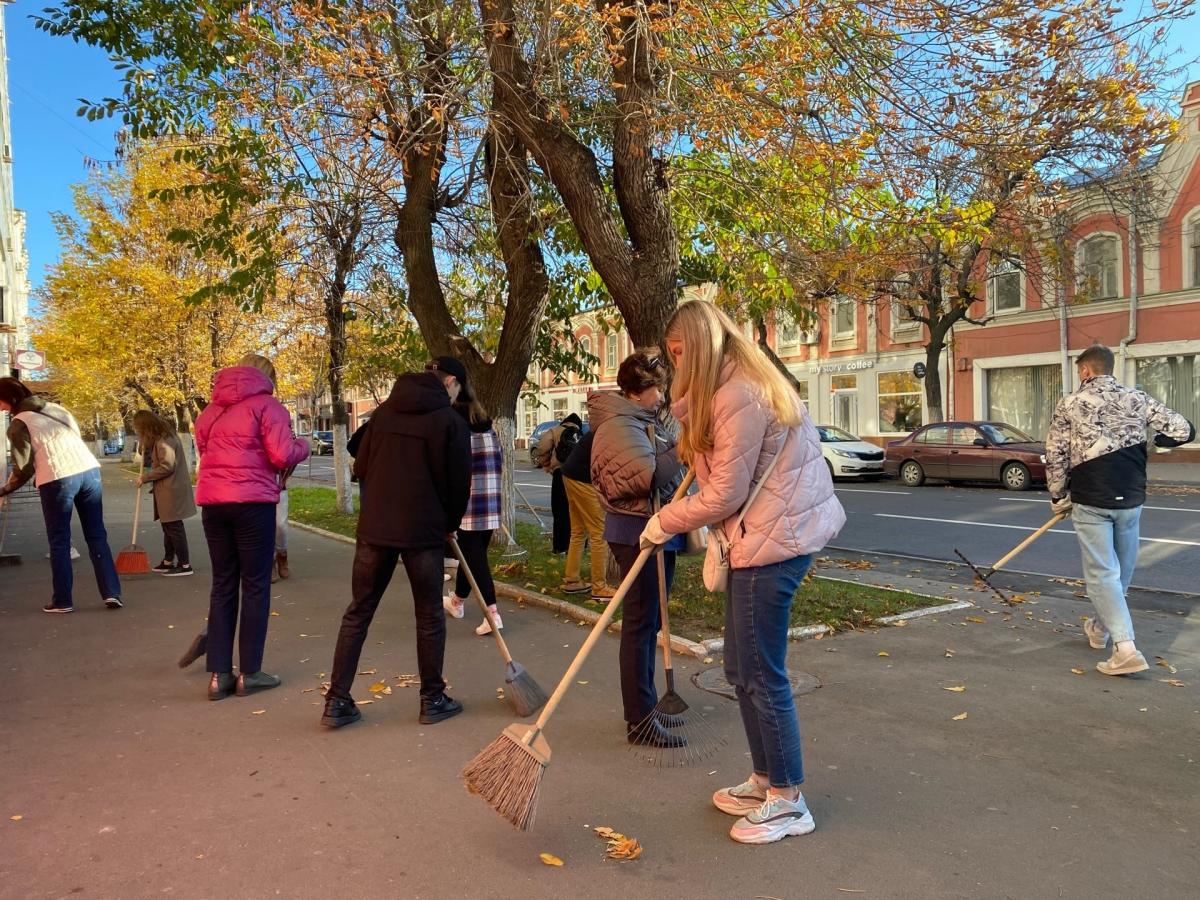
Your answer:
[1051,496,1073,518]
[638,513,676,550]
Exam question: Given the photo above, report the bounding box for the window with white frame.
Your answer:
[606,333,617,371]
[1189,212,1200,289]
[988,259,1023,312]
[1078,234,1119,299]
[878,372,923,433]
[551,397,568,418]
[831,296,856,339]
[776,310,799,349]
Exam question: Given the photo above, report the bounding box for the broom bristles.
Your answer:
[115,547,150,574]
[462,726,547,831]
[505,662,549,718]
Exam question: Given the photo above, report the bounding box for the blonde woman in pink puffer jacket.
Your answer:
[644,300,845,846]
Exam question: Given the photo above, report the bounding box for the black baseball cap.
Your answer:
[425,356,473,402]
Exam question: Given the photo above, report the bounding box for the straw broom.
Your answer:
[462,471,695,830]
[115,482,151,574]
[449,537,548,717]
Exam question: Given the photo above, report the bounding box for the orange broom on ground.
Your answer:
[115,481,151,574]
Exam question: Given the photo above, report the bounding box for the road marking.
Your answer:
[996,496,1200,514]
[873,514,1200,547]
[835,488,911,495]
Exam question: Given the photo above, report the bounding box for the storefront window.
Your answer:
[1138,355,1199,430]
[795,381,810,403]
[878,372,923,433]
[986,364,1062,441]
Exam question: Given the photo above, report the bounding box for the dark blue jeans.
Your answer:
[202,503,276,674]
[610,542,676,724]
[39,469,121,608]
[726,554,812,789]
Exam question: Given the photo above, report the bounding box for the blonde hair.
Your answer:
[666,300,802,461]
[236,352,277,388]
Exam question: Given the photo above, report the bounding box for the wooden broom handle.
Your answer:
[651,493,673,670]
[131,481,143,544]
[524,470,696,743]
[449,537,514,665]
[990,513,1067,573]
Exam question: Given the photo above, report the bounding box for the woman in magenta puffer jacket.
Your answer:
[194,354,309,701]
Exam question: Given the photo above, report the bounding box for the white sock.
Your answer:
[1115,640,1136,655]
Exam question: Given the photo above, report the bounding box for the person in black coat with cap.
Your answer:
[322,357,472,728]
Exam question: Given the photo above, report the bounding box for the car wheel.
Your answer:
[1001,462,1030,491]
[900,460,925,487]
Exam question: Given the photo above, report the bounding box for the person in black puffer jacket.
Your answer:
[322,358,472,729]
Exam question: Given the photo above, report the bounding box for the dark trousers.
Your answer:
[40,469,121,607]
[550,469,571,554]
[610,542,676,724]
[454,529,496,606]
[202,503,275,674]
[161,520,190,567]
[328,541,447,702]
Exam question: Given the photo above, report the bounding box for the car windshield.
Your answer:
[817,426,857,443]
[979,423,1034,444]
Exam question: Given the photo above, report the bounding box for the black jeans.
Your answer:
[328,541,447,702]
[610,542,676,724]
[161,520,190,567]
[453,529,496,606]
[550,469,571,554]
[202,503,276,674]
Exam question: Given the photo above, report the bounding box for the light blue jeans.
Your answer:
[1073,504,1141,644]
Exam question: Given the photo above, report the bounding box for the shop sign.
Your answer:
[14,349,46,371]
[913,362,927,379]
[808,359,875,374]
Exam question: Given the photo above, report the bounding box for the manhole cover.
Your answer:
[692,666,821,700]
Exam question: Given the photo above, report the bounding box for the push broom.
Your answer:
[462,472,695,830]
[115,482,151,574]
[449,537,548,717]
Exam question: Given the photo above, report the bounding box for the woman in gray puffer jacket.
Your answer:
[589,350,685,749]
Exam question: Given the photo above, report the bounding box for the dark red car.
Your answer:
[884,421,1047,491]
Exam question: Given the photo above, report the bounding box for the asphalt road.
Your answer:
[506,463,1200,596]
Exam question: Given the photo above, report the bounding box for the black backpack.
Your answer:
[555,424,581,464]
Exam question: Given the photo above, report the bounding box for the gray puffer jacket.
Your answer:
[588,391,683,518]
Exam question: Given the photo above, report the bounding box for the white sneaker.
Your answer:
[45,547,82,560]
[1096,646,1149,676]
[443,594,465,619]
[730,793,816,845]
[475,606,502,635]
[713,778,768,816]
[1083,617,1109,650]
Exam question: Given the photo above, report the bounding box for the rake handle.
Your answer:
[650,485,673,672]
[131,480,144,545]
[523,470,696,745]
[988,512,1067,574]
[512,483,546,530]
[448,536,514,666]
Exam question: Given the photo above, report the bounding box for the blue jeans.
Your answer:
[726,555,812,789]
[202,503,276,674]
[39,469,121,608]
[1073,504,1141,644]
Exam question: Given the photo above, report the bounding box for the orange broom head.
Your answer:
[115,546,151,574]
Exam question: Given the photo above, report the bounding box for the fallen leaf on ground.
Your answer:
[952,712,968,721]
[358,699,374,705]
[944,649,955,658]
[943,686,966,693]
[270,611,280,617]
[1155,657,1178,674]
[606,837,642,860]
[703,657,714,664]
[358,668,377,676]
[964,616,986,624]
[10,815,22,821]
[251,709,266,715]
[1070,668,1085,675]
[891,619,908,627]
[877,651,890,658]
[539,852,564,867]
[368,682,391,694]
[577,681,589,685]
[1159,678,1187,687]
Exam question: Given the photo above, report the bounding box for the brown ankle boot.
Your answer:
[276,551,290,580]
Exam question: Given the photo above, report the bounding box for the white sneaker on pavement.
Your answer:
[443,594,465,619]
[475,606,502,635]
[1083,617,1109,650]
[1096,645,1149,676]
[713,778,768,816]
[46,547,81,560]
[729,793,816,845]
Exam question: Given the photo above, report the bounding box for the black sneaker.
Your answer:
[43,603,74,614]
[104,597,123,609]
[151,559,175,573]
[321,697,362,729]
[163,565,194,577]
[419,694,463,724]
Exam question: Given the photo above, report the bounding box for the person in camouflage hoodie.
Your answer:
[1045,345,1194,676]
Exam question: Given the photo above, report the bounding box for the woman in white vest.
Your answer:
[0,377,122,612]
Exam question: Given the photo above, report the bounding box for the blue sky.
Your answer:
[5,4,1199,304]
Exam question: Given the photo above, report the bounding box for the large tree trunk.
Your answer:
[324,254,355,516]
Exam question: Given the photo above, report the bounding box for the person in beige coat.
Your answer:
[644,300,845,846]
[134,411,198,577]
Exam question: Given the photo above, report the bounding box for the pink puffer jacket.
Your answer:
[194,367,310,506]
[658,363,845,568]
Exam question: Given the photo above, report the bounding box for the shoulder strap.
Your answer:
[31,409,77,433]
[729,429,787,537]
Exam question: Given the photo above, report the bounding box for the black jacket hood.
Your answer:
[388,372,452,415]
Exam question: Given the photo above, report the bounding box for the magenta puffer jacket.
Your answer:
[194,367,310,506]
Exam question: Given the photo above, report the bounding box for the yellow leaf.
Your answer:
[964,616,986,624]
[1155,657,1178,674]
[539,852,564,867]
[251,709,266,715]
[1070,668,1085,675]
[270,611,280,617]
[10,815,23,821]
[944,649,955,658]
[594,826,615,837]
[952,712,968,721]
[369,681,388,693]
[943,686,966,692]
[877,651,890,657]
[1159,678,1187,687]
[606,837,642,860]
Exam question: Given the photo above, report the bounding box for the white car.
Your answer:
[817,425,886,479]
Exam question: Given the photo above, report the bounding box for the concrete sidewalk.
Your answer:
[1,461,1198,899]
